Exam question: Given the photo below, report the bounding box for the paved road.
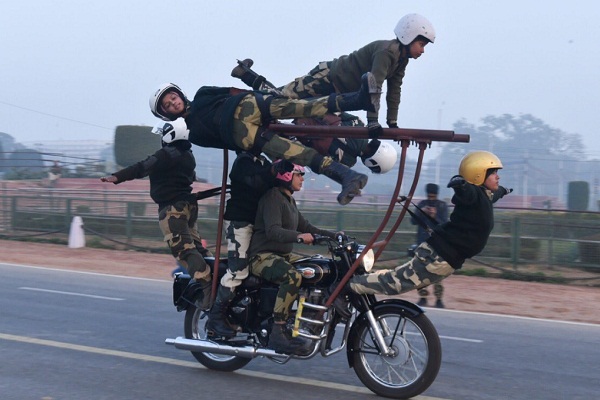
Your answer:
[1,263,598,400]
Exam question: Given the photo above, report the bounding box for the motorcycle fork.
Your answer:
[360,296,395,356]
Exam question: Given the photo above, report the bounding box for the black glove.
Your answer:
[387,120,398,129]
[367,121,383,138]
[273,159,294,174]
[497,186,513,197]
[447,175,467,189]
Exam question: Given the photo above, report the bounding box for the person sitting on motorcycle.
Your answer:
[149,72,380,205]
[100,119,213,310]
[247,164,339,355]
[206,153,292,339]
[348,151,512,296]
[235,13,436,138]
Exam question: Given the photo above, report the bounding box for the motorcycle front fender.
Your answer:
[345,298,424,367]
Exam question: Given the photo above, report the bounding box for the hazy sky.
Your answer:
[2,0,599,158]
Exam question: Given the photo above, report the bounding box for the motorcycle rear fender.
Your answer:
[172,273,205,312]
[345,298,424,367]
[172,258,229,311]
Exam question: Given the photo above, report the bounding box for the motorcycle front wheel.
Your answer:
[184,306,252,372]
[349,305,442,399]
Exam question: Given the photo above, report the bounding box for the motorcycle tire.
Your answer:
[349,304,441,399]
[184,305,252,372]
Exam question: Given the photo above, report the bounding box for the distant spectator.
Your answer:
[411,183,449,308]
[48,161,62,187]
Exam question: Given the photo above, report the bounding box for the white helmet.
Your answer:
[394,14,436,45]
[149,83,188,121]
[154,118,189,144]
[361,140,397,174]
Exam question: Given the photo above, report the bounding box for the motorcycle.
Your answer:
[166,234,442,399]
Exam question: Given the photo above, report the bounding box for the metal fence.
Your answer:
[1,185,599,273]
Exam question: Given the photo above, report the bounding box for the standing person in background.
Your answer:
[48,160,62,187]
[411,183,449,308]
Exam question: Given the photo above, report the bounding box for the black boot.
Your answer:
[269,323,313,356]
[196,278,213,311]
[231,58,266,90]
[320,161,368,205]
[328,72,380,113]
[206,287,236,338]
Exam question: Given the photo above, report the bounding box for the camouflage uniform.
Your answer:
[248,252,304,322]
[349,242,454,296]
[280,40,409,125]
[248,187,336,323]
[280,61,335,99]
[106,140,213,309]
[231,93,335,171]
[350,178,511,297]
[219,152,274,292]
[158,200,210,280]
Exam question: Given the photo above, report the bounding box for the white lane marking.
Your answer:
[0,332,451,400]
[424,307,600,328]
[439,335,483,343]
[1,263,170,282]
[19,287,124,301]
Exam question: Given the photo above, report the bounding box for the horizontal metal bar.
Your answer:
[267,123,470,143]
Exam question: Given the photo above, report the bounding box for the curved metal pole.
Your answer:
[373,141,427,260]
[325,140,410,306]
[210,149,229,302]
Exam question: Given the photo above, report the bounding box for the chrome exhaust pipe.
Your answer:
[165,336,284,358]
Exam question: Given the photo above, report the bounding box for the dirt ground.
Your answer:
[1,240,599,325]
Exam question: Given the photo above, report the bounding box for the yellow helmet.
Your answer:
[458,151,503,186]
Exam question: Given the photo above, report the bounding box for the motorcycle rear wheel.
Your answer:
[350,305,441,399]
[184,306,252,372]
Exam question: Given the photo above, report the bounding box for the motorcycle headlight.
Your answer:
[357,245,375,272]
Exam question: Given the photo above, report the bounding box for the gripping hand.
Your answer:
[447,175,467,189]
[497,186,513,197]
[367,121,383,139]
[387,120,398,129]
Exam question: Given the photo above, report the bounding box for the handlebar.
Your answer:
[297,234,353,246]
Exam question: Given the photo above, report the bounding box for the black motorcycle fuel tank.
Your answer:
[293,255,336,287]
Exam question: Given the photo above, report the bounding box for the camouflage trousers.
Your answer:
[279,61,335,99]
[249,252,304,322]
[349,242,455,296]
[158,200,210,281]
[219,220,253,292]
[232,93,344,172]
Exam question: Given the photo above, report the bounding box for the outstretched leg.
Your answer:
[349,243,455,296]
